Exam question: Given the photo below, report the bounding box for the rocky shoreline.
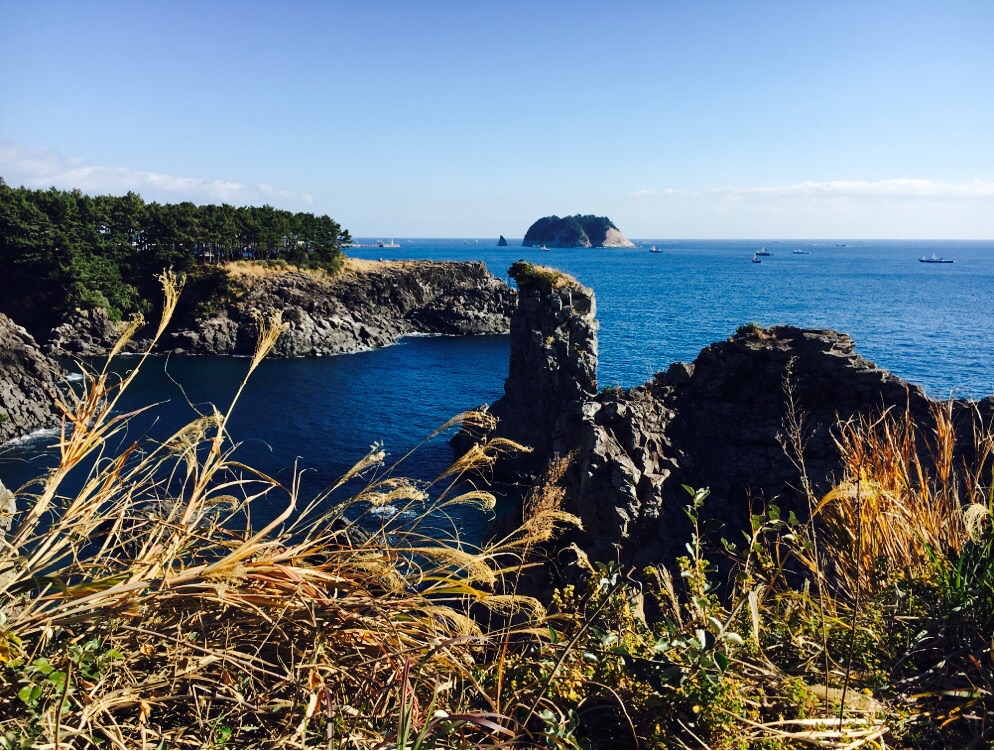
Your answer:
[458,262,994,585]
[0,313,63,445]
[2,259,516,443]
[45,259,517,359]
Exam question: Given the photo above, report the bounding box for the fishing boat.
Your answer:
[755,247,772,256]
[919,254,954,264]
[752,253,762,263]
[792,249,810,255]
[539,245,550,252]
[649,245,662,253]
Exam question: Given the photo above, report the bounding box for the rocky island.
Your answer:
[522,214,635,248]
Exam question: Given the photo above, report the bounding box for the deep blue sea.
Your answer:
[3,239,993,537]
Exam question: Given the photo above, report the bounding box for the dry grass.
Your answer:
[508,262,580,292]
[342,258,414,274]
[815,399,992,599]
[0,274,558,749]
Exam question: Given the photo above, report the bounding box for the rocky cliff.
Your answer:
[0,313,63,444]
[459,262,598,478]
[462,267,994,576]
[47,260,516,358]
[522,215,635,248]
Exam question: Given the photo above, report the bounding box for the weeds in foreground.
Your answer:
[1,275,992,748]
[0,274,567,749]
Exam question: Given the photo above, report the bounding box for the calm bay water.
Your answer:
[3,238,992,535]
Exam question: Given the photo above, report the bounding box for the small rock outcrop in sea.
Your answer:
[459,262,598,478]
[47,260,516,358]
[460,266,994,580]
[497,235,508,247]
[0,313,63,444]
[522,215,635,248]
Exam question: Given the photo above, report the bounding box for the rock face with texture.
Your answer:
[461,273,994,576]
[497,235,508,247]
[0,313,63,444]
[46,307,138,356]
[522,215,636,248]
[555,326,951,567]
[463,262,598,479]
[48,261,516,358]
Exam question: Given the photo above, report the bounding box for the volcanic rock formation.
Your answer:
[47,260,516,358]
[522,215,635,248]
[461,265,994,579]
[0,313,63,444]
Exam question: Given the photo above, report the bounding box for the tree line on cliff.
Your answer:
[0,179,350,331]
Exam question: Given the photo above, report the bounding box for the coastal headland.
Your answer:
[457,261,994,585]
[0,258,516,442]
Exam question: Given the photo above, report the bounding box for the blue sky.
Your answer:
[2,1,993,238]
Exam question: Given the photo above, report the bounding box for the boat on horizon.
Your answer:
[649,245,662,253]
[752,253,762,263]
[755,247,772,256]
[792,249,810,255]
[539,245,550,251]
[919,254,954,264]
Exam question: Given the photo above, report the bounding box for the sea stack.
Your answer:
[522,214,635,248]
[455,263,992,578]
[460,261,597,480]
[497,235,508,247]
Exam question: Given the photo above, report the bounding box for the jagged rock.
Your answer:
[455,262,597,479]
[0,313,63,444]
[556,325,948,567]
[459,270,994,581]
[46,307,144,356]
[497,235,508,247]
[48,261,516,359]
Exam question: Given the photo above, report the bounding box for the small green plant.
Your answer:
[735,321,766,338]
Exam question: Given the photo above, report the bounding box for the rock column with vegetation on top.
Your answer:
[468,261,598,480]
[462,263,994,590]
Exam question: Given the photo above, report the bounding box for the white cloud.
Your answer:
[623,178,994,238]
[0,140,314,207]
[632,178,994,201]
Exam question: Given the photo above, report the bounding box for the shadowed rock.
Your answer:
[0,313,63,444]
[458,267,994,582]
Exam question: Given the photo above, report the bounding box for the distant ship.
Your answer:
[792,249,810,255]
[649,245,662,253]
[919,254,954,264]
[755,247,772,256]
[752,253,762,263]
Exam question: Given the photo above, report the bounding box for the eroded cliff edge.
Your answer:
[47,259,516,358]
[460,264,994,578]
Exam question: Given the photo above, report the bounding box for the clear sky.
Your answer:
[2,0,993,238]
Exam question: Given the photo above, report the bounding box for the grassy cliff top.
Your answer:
[508,261,580,291]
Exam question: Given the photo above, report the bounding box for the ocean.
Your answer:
[3,239,992,537]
